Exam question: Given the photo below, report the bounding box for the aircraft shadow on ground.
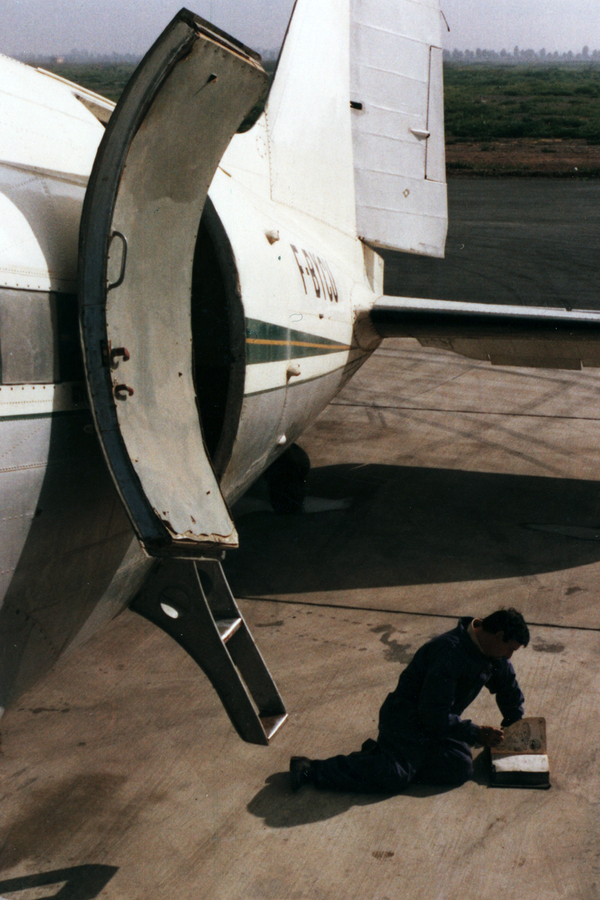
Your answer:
[226,463,600,595]
[0,865,118,900]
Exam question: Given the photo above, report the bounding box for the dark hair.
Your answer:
[481,608,530,647]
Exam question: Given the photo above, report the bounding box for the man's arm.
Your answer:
[486,660,525,727]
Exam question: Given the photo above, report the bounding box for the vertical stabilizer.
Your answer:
[266,0,357,237]
[266,0,447,257]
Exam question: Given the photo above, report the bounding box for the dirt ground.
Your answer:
[446,138,600,176]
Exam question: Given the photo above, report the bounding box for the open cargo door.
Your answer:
[79,10,268,557]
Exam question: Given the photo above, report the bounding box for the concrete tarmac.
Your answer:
[382,177,600,310]
[1,180,600,900]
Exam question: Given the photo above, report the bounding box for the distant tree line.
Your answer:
[17,47,280,67]
[19,45,599,70]
[17,50,142,65]
[445,47,600,64]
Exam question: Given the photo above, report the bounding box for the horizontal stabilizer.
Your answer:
[371,297,600,370]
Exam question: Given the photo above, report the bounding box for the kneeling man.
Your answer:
[290,608,529,793]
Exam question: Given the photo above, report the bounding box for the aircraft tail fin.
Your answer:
[266,0,448,257]
[266,0,357,237]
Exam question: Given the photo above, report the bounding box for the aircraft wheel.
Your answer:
[265,443,310,514]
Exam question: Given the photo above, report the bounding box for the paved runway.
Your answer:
[1,179,600,900]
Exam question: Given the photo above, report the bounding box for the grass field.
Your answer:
[445,64,600,143]
[39,62,137,102]
[38,57,277,102]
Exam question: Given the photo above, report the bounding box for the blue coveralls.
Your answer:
[311,616,524,793]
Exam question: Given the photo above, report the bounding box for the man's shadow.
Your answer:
[247,770,469,828]
[248,751,491,827]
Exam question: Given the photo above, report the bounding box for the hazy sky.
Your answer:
[0,0,599,58]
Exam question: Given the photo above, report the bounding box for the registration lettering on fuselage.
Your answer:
[290,244,339,303]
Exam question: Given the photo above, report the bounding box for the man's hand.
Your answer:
[478,725,505,747]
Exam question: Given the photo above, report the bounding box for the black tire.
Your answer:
[265,444,310,514]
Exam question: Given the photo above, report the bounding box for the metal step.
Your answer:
[131,558,287,745]
[215,617,242,642]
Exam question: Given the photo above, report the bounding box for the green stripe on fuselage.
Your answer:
[245,318,351,364]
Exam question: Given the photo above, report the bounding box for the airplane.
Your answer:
[2,0,600,747]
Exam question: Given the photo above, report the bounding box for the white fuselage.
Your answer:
[0,53,381,710]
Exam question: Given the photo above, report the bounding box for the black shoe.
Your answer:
[289,756,314,791]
